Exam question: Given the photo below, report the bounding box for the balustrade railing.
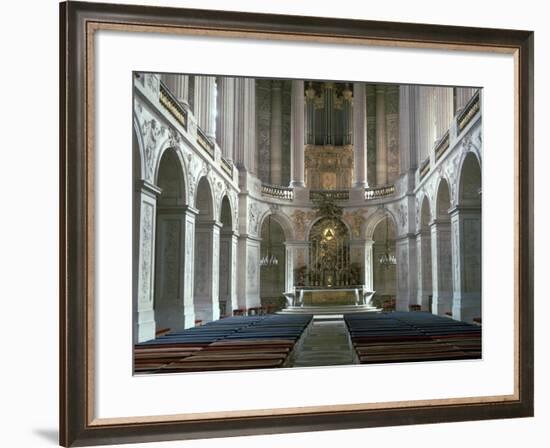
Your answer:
[434,130,450,162]
[261,184,294,201]
[419,157,430,180]
[364,184,395,200]
[457,90,481,133]
[196,127,215,159]
[159,81,187,130]
[221,157,233,177]
[309,189,349,202]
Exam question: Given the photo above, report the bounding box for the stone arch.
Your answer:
[458,151,482,207]
[420,194,432,227]
[435,177,452,221]
[371,215,397,309]
[194,176,215,221]
[153,148,188,332]
[259,214,287,311]
[154,140,190,206]
[416,191,431,230]
[364,208,398,241]
[452,150,482,323]
[259,210,295,242]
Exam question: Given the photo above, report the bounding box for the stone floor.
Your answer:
[288,317,358,367]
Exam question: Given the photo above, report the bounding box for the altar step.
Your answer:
[278,304,380,316]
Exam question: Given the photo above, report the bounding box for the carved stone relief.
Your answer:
[291,209,316,240]
[249,202,260,235]
[138,202,154,304]
[397,203,407,230]
[343,209,367,238]
[141,118,166,181]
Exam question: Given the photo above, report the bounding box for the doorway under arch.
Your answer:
[454,152,482,322]
[218,196,235,317]
[154,148,187,332]
[372,216,397,309]
[433,178,453,316]
[418,197,433,311]
[259,215,287,312]
[193,176,217,324]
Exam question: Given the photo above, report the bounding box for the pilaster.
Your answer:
[353,82,368,187]
[290,79,305,187]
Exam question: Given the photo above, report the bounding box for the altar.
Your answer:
[301,288,360,306]
[284,286,374,307]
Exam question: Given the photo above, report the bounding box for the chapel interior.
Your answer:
[132,73,482,373]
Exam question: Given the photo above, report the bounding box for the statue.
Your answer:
[313,196,343,219]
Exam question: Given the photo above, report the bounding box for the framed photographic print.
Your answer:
[59,1,534,446]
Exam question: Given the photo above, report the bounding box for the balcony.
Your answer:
[159,81,187,130]
[221,157,233,178]
[261,184,294,201]
[364,184,395,200]
[310,189,349,202]
[457,90,481,133]
[434,130,450,162]
[196,127,215,159]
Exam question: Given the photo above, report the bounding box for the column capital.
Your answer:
[429,218,451,228]
[196,219,223,229]
[350,239,375,248]
[448,204,482,216]
[136,179,162,197]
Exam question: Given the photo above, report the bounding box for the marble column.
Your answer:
[450,206,482,323]
[455,87,477,112]
[160,74,189,106]
[154,205,191,332]
[218,229,238,317]
[234,78,257,174]
[305,82,316,145]
[375,86,388,186]
[237,236,262,311]
[350,240,374,291]
[217,77,235,161]
[283,242,295,293]
[231,234,239,311]
[290,80,305,187]
[193,220,221,323]
[342,84,353,146]
[197,76,217,140]
[182,207,197,328]
[416,86,437,165]
[395,234,417,311]
[285,241,309,290]
[135,180,161,342]
[430,220,453,316]
[323,82,335,145]
[416,229,433,311]
[434,87,454,140]
[353,82,368,187]
[399,85,417,176]
[270,80,283,185]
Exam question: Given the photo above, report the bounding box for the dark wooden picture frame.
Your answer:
[59,1,534,446]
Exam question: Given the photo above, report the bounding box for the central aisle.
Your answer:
[288,317,358,367]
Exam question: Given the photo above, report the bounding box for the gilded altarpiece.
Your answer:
[304,145,354,189]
